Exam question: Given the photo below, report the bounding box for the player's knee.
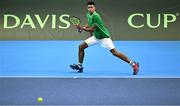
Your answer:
[111,49,118,56]
[79,42,88,51]
[112,52,118,56]
[79,45,85,51]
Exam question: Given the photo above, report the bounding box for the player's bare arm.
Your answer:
[76,25,95,33]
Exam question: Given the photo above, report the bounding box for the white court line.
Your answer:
[0,105,180,106]
[0,75,180,78]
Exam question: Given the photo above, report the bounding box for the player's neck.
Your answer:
[90,11,96,15]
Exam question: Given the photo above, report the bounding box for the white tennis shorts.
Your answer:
[85,36,115,50]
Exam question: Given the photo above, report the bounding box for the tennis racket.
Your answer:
[69,16,82,33]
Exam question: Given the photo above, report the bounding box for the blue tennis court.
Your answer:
[0,41,180,77]
[1,41,180,105]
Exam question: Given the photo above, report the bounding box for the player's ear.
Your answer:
[93,5,96,9]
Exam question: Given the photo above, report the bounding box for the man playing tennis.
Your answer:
[70,1,139,75]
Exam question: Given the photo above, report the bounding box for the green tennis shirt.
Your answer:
[86,11,110,39]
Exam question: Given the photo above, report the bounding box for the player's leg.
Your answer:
[70,36,98,73]
[110,49,139,75]
[78,42,88,64]
[70,42,88,73]
[110,48,130,63]
[100,38,139,75]
[79,36,98,64]
[99,38,130,63]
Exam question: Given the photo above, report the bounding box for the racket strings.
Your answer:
[70,17,80,25]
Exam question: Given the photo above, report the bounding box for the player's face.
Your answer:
[87,5,96,14]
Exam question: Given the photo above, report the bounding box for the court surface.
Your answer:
[0,41,180,78]
[1,41,180,105]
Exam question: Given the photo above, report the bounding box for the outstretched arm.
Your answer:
[76,25,95,33]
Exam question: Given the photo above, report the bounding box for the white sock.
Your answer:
[78,63,82,66]
[129,60,135,66]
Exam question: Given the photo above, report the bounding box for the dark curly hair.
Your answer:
[87,1,95,5]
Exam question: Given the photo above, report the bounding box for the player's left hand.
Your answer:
[75,25,83,30]
[75,25,83,33]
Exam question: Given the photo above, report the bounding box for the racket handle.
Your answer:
[78,29,82,33]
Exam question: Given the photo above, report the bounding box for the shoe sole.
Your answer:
[70,65,75,70]
[133,62,139,75]
[70,65,83,73]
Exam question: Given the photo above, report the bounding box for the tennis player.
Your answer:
[70,1,139,75]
